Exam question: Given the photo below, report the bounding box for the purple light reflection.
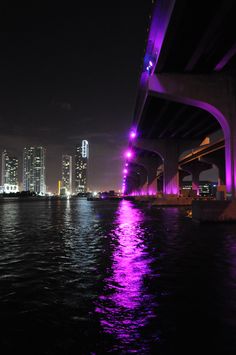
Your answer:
[95,200,157,351]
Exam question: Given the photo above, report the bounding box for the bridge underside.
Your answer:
[124,0,236,216]
[140,96,221,140]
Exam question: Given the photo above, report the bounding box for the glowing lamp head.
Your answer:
[123,168,128,174]
[125,150,133,159]
[129,130,136,140]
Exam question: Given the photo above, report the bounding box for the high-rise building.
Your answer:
[1,150,19,193]
[23,146,46,195]
[62,155,72,195]
[75,140,89,193]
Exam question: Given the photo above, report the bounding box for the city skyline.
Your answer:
[23,146,46,195]
[0,2,153,192]
[62,154,72,195]
[0,141,92,194]
[75,140,89,194]
[1,150,19,193]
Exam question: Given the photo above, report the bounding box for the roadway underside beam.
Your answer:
[147,72,236,199]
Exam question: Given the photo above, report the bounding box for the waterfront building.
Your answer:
[23,146,46,195]
[62,155,72,195]
[181,180,217,197]
[75,140,89,193]
[1,150,19,193]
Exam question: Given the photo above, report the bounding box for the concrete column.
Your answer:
[125,174,140,196]
[180,160,212,195]
[200,155,226,199]
[218,164,226,185]
[141,181,148,196]
[133,155,162,196]
[163,142,179,195]
[192,171,200,195]
[148,73,236,199]
[128,164,148,196]
[134,139,199,196]
[146,166,158,195]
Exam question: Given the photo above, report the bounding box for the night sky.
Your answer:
[0,1,152,192]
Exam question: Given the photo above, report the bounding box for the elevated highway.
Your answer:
[122,0,236,220]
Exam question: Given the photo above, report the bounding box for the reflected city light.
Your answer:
[95,200,156,352]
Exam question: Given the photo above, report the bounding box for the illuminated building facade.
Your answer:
[75,140,89,193]
[23,146,46,195]
[62,155,72,195]
[1,150,19,193]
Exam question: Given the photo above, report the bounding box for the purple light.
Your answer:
[123,168,128,174]
[95,200,156,345]
[125,150,133,159]
[129,130,137,140]
[125,163,128,167]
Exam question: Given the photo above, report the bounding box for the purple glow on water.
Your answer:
[95,200,156,350]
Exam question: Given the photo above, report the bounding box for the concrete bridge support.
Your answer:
[200,155,226,198]
[181,160,212,195]
[134,138,199,197]
[125,173,141,196]
[133,155,162,196]
[128,164,148,196]
[148,73,236,200]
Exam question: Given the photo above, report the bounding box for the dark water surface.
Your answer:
[0,198,236,354]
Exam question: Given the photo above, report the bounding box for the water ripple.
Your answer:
[0,198,236,354]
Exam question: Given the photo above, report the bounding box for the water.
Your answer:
[0,198,236,354]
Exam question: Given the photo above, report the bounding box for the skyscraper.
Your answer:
[75,140,89,193]
[1,150,19,193]
[62,155,72,195]
[23,146,46,195]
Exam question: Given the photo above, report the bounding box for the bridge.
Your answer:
[122,0,236,221]
[126,138,225,196]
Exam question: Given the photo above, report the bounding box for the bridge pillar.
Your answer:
[128,164,148,196]
[163,143,179,195]
[125,174,140,196]
[181,160,212,195]
[200,156,226,199]
[133,155,162,196]
[134,139,199,196]
[148,73,236,199]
